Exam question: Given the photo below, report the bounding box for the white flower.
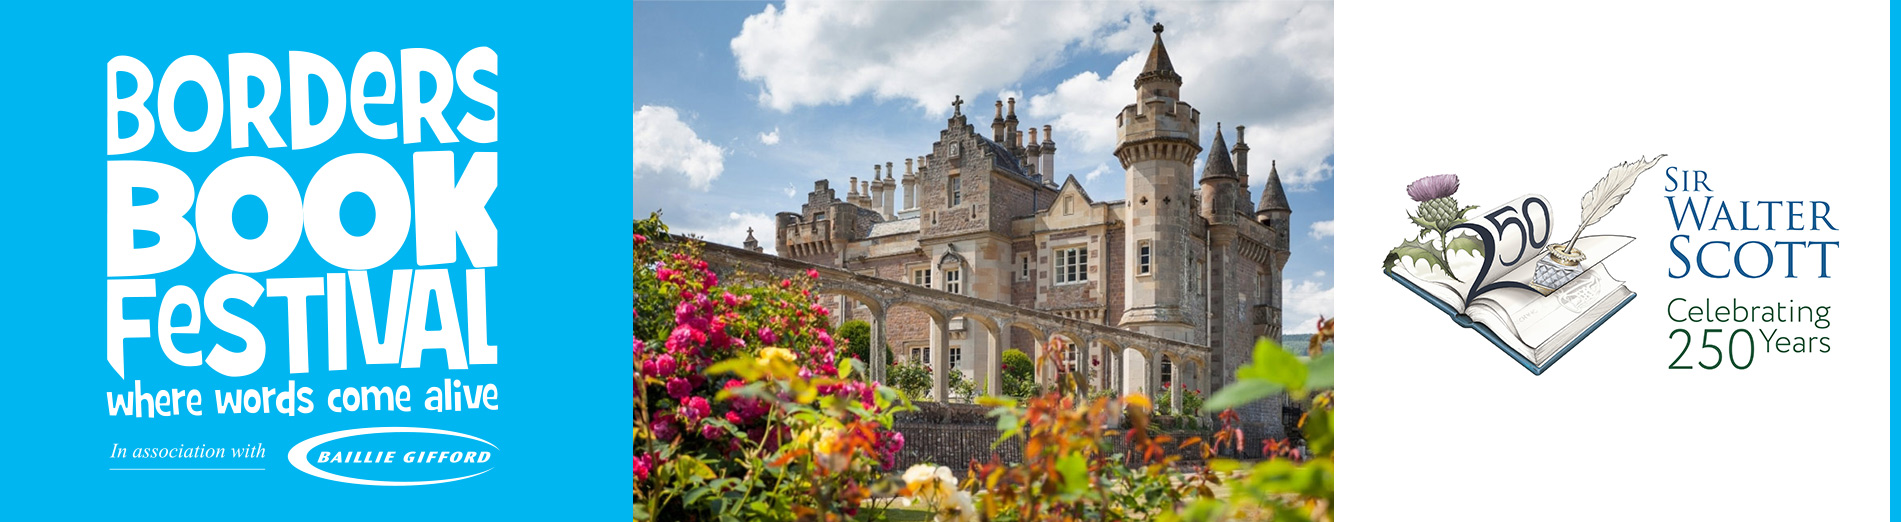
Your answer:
[935,491,978,522]
[901,464,958,504]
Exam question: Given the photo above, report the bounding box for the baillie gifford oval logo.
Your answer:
[288,427,497,486]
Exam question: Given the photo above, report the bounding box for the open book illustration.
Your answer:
[1383,156,1659,375]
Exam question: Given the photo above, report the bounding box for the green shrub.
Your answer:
[886,360,933,401]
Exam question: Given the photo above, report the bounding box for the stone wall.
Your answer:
[888,403,1218,476]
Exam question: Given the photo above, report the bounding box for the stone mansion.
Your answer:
[756,25,1292,405]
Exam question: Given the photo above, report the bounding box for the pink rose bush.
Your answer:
[634,214,912,521]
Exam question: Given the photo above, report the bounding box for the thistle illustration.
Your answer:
[1384,174,1480,280]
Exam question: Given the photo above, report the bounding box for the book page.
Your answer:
[1469,264,1633,366]
[1390,252,1480,313]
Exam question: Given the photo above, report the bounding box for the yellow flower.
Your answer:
[814,428,841,454]
[757,347,797,365]
[812,427,848,472]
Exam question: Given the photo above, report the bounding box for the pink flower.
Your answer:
[722,292,739,307]
[642,353,677,378]
[633,234,648,245]
[758,326,778,345]
[655,267,676,282]
[682,396,711,423]
[1406,174,1460,201]
[665,328,695,355]
[632,453,653,480]
[633,338,646,354]
[666,377,692,400]
[806,268,820,279]
[651,415,679,441]
[700,422,724,440]
[815,330,835,350]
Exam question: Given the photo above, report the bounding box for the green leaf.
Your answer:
[684,477,736,505]
[1202,380,1280,412]
[1304,407,1334,457]
[703,358,761,380]
[1305,354,1333,390]
[1389,239,1459,282]
[1444,233,1485,258]
[837,357,854,379]
[1056,452,1089,498]
[1406,210,1434,231]
[714,381,773,403]
[1237,338,1307,391]
[1208,458,1244,473]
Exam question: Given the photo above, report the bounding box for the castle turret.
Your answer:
[1116,23,1202,342]
[1199,123,1241,225]
[743,227,762,252]
[1255,159,1293,251]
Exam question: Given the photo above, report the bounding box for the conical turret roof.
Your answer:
[1136,23,1182,86]
[1257,160,1291,213]
[1201,124,1237,180]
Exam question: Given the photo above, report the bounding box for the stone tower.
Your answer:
[1116,23,1203,343]
[1255,160,1294,342]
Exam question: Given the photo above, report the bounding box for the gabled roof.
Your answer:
[1055,174,1094,204]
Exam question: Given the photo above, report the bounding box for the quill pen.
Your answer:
[1566,154,1665,249]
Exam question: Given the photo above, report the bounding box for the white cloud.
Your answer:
[632,105,725,191]
[1082,162,1113,183]
[1308,220,1334,240]
[675,211,779,252]
[783,183,799,198]
[1024,2,1334,190]
[732,1,1142,113]
[759,127,781,145]
[729,1,1332,194]
[1281,278,1334,335]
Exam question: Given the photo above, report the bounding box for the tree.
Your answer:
[835,320,891,368]
[1000,349,1036,398]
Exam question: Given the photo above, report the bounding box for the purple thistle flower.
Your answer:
[1406,174,1460,202]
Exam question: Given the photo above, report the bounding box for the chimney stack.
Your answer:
[1041,124,1056,180]
[883,161,897,218]
[902,158,917,210]
[1005,97,1019,148]
[1025,128,1042,177]
[992,100,1006,142]
[870,165,885,213]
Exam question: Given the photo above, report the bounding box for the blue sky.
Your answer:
[632,1,1332,332]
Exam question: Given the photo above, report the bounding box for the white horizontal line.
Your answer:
[108,470,266,474]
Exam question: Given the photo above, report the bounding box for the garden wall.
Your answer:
[890,402,1221,474]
